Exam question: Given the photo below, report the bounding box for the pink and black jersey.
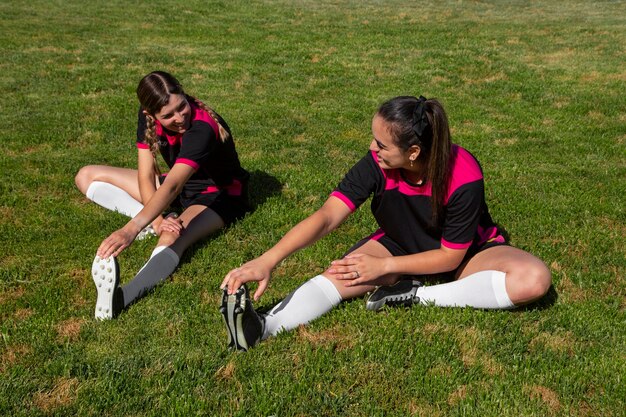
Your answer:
[136,97,249,205]
[331,144,504,255]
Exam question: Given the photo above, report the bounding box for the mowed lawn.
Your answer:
[0,0,624,415]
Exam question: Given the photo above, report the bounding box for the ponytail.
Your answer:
[377,96,452,225]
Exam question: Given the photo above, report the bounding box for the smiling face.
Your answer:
[370,114,418,170]
[153,94,191,134]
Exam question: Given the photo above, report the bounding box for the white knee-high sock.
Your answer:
[262,275,342,340]
[121,246,179,308]
[416,270,515,309]
[86,181,144,218]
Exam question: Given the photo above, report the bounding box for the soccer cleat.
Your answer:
[91,255,121,319]
[365,279,423,311]
[220,284,263,351]
[135,225,157,241]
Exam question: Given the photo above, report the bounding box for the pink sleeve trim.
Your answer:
[441,238,472,250]
[175,158,200,170]
[330,191,356,212]
[137,143,150,149]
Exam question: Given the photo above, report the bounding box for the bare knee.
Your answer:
[75,165,101,194]
[517,262,552,303]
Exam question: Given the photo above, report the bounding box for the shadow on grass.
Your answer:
[517,284,558,311]
[178,169,282,262]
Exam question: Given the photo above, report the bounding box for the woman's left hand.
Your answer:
[327,253,388,287]
[155,213,184,236]
[96,226,139,259]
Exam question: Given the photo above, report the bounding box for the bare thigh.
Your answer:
[158,205,225,258]
[322,239,398,300]
[75,165,158,202]
[455,245,552,305]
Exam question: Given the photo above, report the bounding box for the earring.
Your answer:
[410,159,414,167]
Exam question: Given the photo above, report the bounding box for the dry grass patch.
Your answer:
[296,324,356,352]
[427,363,452,377]
[524,384,561,414]
[1,344,33,372]
[529,331,575,356]
[14,308,34,321]
[407,399,442,417]
[214,361,236,381]
[447,384,468,405]
[0,286,25,305]
[33,377,79,413]
[454,326,503,375]
[56,317,86,342]
[556,274,589,303]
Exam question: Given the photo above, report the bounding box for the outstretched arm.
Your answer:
[221,196,352,300]
[97,162,195,258]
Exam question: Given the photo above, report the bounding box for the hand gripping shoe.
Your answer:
[366,279,423,311]
[220,284,264,351]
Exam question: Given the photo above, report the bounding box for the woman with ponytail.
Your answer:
[75,71,250,319]
[219,95,550,351]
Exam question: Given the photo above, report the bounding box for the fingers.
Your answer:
[254,279,268,301]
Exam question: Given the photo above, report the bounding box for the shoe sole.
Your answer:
[92,255,119,320]
[222,286,252,351]
[219,289,234,349]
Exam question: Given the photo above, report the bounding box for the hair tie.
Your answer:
[412,96,431,144]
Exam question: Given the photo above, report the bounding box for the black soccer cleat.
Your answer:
[365,279,423,311]
[220,284,264,351]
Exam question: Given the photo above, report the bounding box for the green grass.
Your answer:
[1,0,625,415]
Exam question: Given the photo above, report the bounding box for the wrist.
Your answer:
[126,218,145,235]
[382,256,395,276]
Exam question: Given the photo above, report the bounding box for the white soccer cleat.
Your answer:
[135,225,156,241]
[91,255,120,320]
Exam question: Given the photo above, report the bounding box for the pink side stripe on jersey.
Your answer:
[370,229,385,240]
[175,158,200,170]
[330,191,356,212]
[200,179,243,196]
[137,142,150,149]
[441,238,473,250]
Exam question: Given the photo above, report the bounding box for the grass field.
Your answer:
[1,0,625,415]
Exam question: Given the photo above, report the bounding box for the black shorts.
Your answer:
[159,176,251,226]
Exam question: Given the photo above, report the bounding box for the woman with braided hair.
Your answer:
[75,71,250,319]
[220,95,550,351]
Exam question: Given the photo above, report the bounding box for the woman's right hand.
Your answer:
[221,257,274,301]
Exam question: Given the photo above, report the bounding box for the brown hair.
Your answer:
[136,71,231,171]
[377,96,452,225]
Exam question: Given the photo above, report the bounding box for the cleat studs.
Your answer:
[107,267,112,272]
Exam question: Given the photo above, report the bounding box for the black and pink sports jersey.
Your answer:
[331,144,504,255]
[136,97,249,199]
